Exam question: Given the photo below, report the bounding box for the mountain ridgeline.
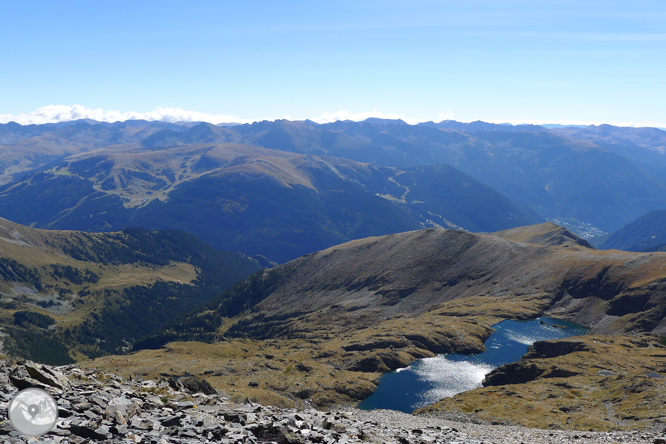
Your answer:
[1,118,666,252]
[139,223,666,351]
[0,218,261,363]
[0,143,537,264]
[108,222,666,413]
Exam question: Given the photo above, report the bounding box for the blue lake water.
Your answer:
[358,316,588,413]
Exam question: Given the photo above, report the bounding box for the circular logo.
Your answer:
[8,388,59,437]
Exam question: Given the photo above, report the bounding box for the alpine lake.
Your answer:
[358,316,589,413]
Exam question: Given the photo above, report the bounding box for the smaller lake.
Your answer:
[358,316,588,413]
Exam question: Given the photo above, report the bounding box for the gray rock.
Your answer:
[170,376,217,395]
[224,412,247,424]
[0,358,662,444]
[176,400,195,409]
[161,416,182,427]
[111,424,128,435]
[69,424,109,440]
[106,396,140,421]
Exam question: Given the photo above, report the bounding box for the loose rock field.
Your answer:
[1,360,665,443]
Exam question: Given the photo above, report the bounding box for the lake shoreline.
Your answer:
[358,316,589,413]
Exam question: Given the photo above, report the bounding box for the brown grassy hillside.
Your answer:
[86,223,666,425]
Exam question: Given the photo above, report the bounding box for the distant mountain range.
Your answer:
[1,118,666,252]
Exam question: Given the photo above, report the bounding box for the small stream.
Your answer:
[358,316,588,413]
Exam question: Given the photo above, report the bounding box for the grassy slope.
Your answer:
[84,223,666,427]
[0,218,261,363]
[600,209,666,252]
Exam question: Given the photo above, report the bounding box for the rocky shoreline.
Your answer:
[1,360,665,444]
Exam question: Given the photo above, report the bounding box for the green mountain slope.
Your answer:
[0,218,262,363]
[0,143,538,263]
[599,209,666,251]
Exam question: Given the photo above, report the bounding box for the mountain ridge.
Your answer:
[598,209,666,252]
[143,222,666,351]
[3,118,666,239]
[0,143,538,263]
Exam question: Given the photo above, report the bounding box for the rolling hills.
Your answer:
[0,218,261,363]
[0,143,538,263]
[0,120,184,185]
[143,119,666,232]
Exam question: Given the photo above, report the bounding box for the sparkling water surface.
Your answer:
[358,316,588,413]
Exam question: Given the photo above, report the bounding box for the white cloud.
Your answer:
[1,105,431,126]
[0,105,250,126]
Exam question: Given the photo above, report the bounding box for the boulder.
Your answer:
[522,340,588,360]
[170,375,217,395]
[483,362,546,386]
[106,397,140,421]
[8,360,70,393]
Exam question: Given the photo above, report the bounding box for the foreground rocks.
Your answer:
[1,359,666,443]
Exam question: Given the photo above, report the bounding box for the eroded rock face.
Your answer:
[7,360,71,393]
[483,362,547,387]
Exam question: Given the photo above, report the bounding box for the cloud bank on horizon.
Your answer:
[0,105,664,129]
[0,105,246,126]
[0,105,435,126]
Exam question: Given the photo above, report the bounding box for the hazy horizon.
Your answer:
[1,105,665,130]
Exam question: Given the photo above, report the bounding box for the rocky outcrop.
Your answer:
[347,350,413,373]
[169,375,218,395]
[6,360,71,393]
[522,339,589,359]
[482,340,589,387]
[483,362,546,386]
[482,361,580,387]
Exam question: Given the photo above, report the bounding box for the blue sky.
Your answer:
[1,1,665,126]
